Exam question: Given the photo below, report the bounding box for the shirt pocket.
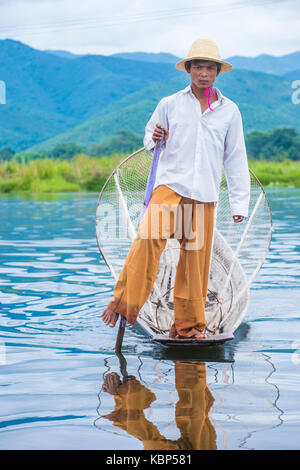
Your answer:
[167,122,193,168]
[203,120,227,153]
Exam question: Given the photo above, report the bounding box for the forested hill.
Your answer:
[0,39,299,153]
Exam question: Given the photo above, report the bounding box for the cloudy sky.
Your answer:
[0,0,298,58]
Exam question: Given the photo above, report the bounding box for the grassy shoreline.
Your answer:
[0,154,299,193]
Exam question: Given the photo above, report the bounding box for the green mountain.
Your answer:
[0,39,299,154]
[48,48,300,76]
[226,51,300,76]
[111,52,180,63]
[283,68,300,80]
[43,49,83,59]
[0,39,179,151]
[26,69,300,153]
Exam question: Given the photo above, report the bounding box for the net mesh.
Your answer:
[95,148,272,335]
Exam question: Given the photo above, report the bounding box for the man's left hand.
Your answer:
[233,215,244,223]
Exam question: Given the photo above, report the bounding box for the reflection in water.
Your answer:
[263,353,284,428]
[0,190,296,449]
[95,347,286,450]
[96,353,216,450]
[236,352,284,450]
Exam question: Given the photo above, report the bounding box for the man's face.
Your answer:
[188,60,219,90]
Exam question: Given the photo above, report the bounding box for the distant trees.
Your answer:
[245,127,300,161]
[1,142,88,163]
[46,142,87,160]
[90,130,143,156]
[0,127,299,162]
[0,147,15,161]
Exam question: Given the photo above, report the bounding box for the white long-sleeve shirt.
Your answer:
[143,85,251,218]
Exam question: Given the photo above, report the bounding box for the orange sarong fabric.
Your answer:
[107,184,215,337]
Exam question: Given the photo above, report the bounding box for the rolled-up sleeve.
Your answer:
[143,98,169,152]
[223,107,250,218]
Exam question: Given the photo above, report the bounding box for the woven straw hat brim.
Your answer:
[175,56,233,73]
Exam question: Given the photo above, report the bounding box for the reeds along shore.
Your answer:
[0,154,299,193]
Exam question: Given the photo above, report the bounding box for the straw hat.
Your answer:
[175,39,233,74]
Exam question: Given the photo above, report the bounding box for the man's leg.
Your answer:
[170,200,215,338]
[174,362,217,449]
[101,185,182,327]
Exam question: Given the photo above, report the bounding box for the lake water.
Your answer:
[0,188,299,450]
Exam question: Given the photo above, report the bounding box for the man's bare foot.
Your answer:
[101,307,119,327]
[170,330,207,339]
[192,330,207,339]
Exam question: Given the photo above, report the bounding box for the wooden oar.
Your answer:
[115,316,127,353]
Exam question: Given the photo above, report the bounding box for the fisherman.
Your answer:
[101,39,250,339]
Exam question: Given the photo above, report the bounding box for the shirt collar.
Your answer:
[183,84,225,105]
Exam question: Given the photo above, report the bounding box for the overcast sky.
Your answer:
[0,0,298,58]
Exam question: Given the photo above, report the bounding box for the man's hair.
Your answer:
[185,59,221,75]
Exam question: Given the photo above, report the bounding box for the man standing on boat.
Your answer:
[101,39,250,339]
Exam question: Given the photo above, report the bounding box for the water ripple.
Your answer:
[0,189,299,450]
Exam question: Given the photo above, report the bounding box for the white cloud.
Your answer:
[0,0,298,58]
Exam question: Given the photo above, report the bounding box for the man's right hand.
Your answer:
[152,123,169,145]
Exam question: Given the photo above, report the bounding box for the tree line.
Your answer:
[0,127,299,162]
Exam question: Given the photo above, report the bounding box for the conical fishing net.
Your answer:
[95,148,272,336]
